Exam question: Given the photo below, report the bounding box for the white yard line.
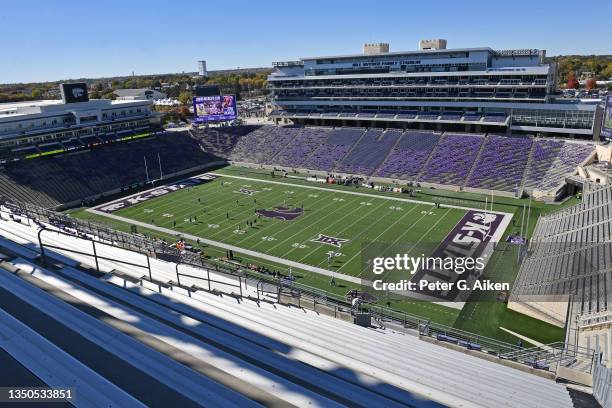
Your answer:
[93,170,513,218]
[86,172,515,293]
[237,192,356,250]
[87,209,365,285]
[209,173,512,216]
[338,208,452,273]
[296,199,398,263]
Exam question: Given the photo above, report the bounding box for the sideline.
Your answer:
[209,172,513,215]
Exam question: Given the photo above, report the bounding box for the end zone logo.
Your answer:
[310,234,348,248]
[96,174,217,213]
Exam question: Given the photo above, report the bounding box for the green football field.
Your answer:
[72,167,567,344]
[103,174,468,278]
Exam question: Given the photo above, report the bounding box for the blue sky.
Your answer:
[2,0,610,83]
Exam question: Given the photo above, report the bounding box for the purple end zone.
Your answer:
[96,174,217,213]
[256,206,304,221]
[411,210,504,301]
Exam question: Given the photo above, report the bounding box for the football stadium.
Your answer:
[1,10,612,406]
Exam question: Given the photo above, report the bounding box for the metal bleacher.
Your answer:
[0,203,579,408]
[512,184,612,317]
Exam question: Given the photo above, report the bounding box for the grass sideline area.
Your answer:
[67,165,568,344]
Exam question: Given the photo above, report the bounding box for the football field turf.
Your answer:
[75,168,566,344]
[100,173,468,279]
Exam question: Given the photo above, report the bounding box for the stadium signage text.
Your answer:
[96,175,217,213]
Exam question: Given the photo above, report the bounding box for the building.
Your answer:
[113,88,167,101]
[268,42,599,139]
[419,39,447,50]
[0,84,160,159]
[363,43,389,55]
[198,60,208,77]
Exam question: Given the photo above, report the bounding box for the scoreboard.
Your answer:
[193,95,237,122]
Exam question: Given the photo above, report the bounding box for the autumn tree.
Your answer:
[585,78,597,90]
[567,72,579,89]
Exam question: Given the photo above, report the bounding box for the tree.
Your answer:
[585,78,597,90]
[178,91,192,106]
[603,62,612,79]
[31,89,42,99]
[566,72,579,89]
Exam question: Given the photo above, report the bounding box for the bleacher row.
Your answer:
[533,186,612,240]
[197,125,594,195]
[0,132,222,208]
[524,141,596,192]
[0,210,577,408]
[512,184,612,315]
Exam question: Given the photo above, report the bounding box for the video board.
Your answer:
[193,95,237,122]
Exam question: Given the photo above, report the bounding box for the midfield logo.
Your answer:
[256,206,304,221]
[310,234,348,248]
